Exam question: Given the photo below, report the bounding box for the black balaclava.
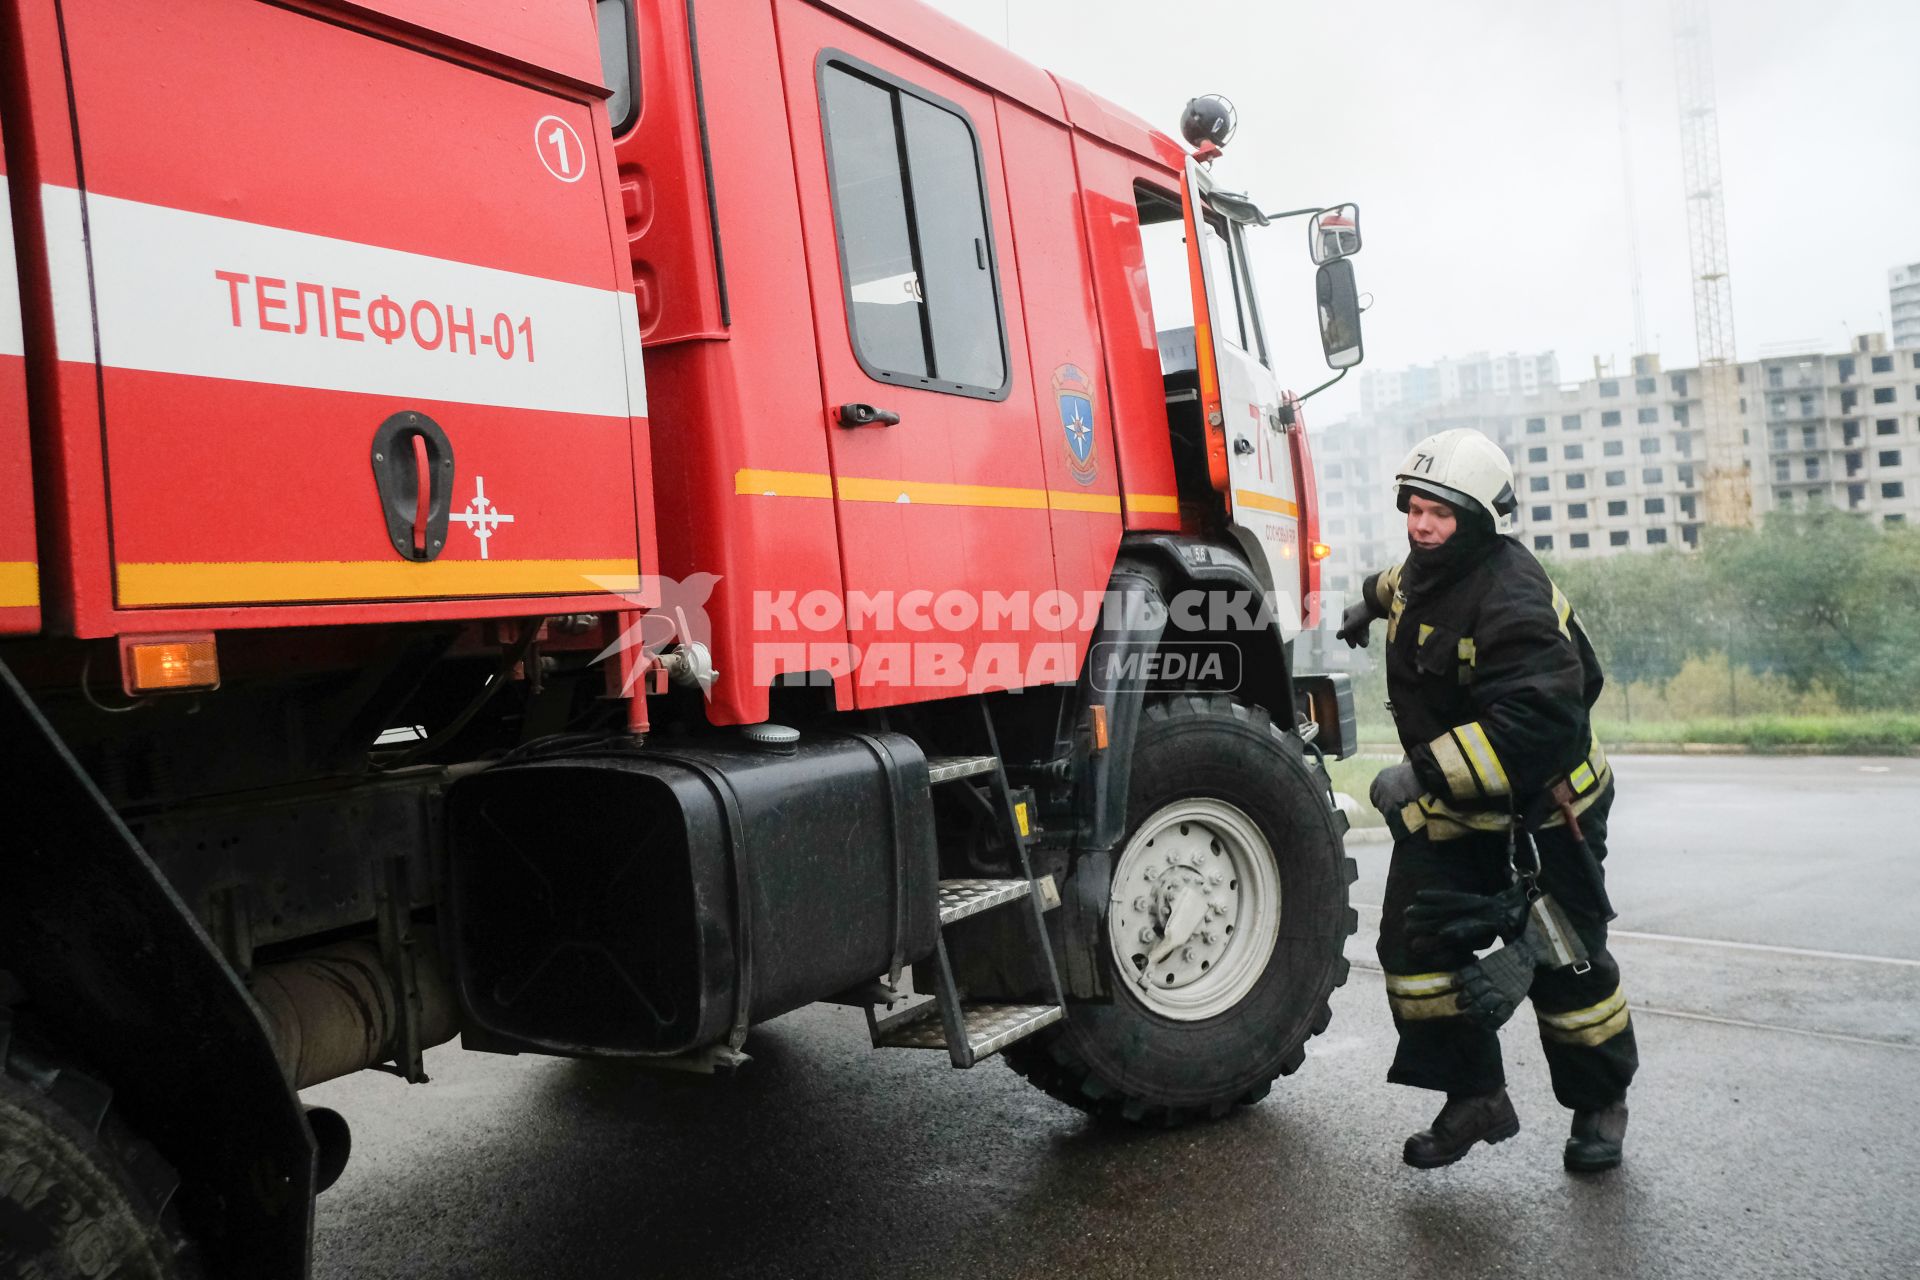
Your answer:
[1399,488,1498,604]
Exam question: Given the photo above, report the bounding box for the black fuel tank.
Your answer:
[446,731,936,1056]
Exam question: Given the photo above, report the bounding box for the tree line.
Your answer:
[1544,512,1920,718]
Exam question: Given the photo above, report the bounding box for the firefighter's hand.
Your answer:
[1369,761,1422,817]
[1405,883,1530,955]
[1337,600,1375,649]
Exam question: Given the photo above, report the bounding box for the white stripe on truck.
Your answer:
[41,185,646,419]
[0,176,30,360]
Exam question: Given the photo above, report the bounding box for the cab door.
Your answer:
[778,3,1063,707]
[1183,160,1303,634]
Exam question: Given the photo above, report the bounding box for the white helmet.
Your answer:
[1394,428,1517,522]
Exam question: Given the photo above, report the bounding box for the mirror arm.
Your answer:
[1262,205,1326,222]
[1297,366,1350,404]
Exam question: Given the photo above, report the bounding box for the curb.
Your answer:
[1356,741,1920,759]
[1602,743,1920,757]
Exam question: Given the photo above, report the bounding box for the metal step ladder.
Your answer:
[865,718,1067,1068]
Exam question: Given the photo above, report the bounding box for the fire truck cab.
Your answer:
[612,0,1347,724]
[1,3,1365,1276]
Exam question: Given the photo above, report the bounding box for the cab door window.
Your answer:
[1229,220,1271,367]
[819,56,1009,399]
[1201,211,1248,352]
[1136,183,1192,337]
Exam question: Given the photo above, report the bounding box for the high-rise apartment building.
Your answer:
[1891,263,1920,349]
[1357,351,1559,416]
[1768,333,1920,525]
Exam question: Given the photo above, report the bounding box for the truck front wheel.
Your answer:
[1005,694,1355,1125]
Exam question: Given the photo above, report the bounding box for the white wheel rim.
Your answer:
[1106,797,1281,1021]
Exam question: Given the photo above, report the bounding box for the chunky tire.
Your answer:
[1005,694,1356,1125]
[0,1018,200,1280]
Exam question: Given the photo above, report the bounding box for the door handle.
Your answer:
[836,402,901,428]
[370,411,454,561]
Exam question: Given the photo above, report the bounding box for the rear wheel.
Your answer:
[1005,694,1355,1125]
[0,1017,200,1280]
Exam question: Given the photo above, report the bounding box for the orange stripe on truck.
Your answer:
[115,560,641,607]
[0,562,39,609]
[1232,489,1300,518]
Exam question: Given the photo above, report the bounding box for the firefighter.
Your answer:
[1337,427,1637,1173]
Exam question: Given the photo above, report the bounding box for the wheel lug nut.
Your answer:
[1133,896,1149,912]
[1181,946,1196,963]
[1209,872,1223,885]
[1201,930,1218,945]
[1139,927,1156,943]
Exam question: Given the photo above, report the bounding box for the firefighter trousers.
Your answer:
[1375,786,1638,1112]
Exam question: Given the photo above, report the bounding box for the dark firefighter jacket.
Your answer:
[1361,536,1610,840]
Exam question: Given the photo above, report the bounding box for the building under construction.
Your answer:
[1314,334,1920,603]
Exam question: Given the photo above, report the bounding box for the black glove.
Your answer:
[1405,883,1530,956]
[1336,599,1375,649]
[1449,894,1589,1030]
[1368,761,1422,816]
[1454,942,1537,1029]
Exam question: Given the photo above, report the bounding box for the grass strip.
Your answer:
[1594,714,1920,752]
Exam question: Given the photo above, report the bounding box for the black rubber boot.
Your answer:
[1564,1101,1628,1172]
[1402,1088,1521,1169]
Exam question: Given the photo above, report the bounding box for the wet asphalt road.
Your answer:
[307,755,1920,1279]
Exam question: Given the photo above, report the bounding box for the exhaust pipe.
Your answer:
[304,1105,352,1193]
[249,932,458,1090]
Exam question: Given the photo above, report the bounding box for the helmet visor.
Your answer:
[1396,477,1482,517]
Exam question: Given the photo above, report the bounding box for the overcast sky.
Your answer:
[923,0,1920,422]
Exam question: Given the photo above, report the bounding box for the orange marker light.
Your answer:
[1091,703,1110,751]
[1311,542,1333,561]
[121,633,220,695]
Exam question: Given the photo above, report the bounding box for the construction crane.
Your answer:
[1672,0,1752,527]
[1617,76,1649,359]
[1615,6,1648,358]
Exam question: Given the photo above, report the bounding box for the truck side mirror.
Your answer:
[1309,203,1361,265]
[1316,260,1364,370]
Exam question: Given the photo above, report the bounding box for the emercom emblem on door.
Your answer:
[1054,362,1097,485]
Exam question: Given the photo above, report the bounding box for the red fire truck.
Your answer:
[0,1,1368,1275]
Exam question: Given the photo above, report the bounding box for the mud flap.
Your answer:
[0,658,315,1279]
